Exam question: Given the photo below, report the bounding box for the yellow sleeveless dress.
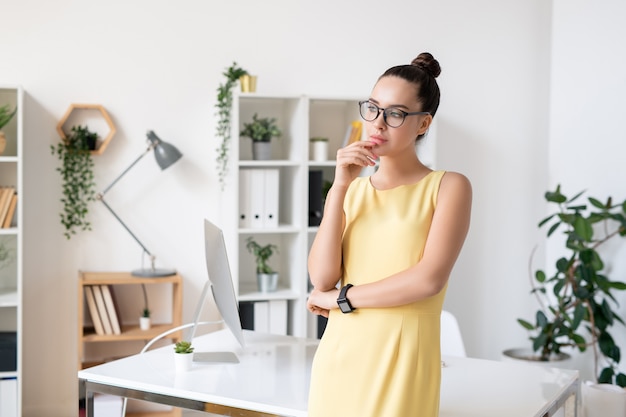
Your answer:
[308,170,447,417]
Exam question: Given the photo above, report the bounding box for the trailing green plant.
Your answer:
[174,340,194,354]
[240,113,282,143]
[246,237,278,274]
[50,125,98,239]
[0,104,17,130]
[518,184,626,387]
[215,62,248,190]
[0,237,15,270]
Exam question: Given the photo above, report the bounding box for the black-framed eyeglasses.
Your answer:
[358,100,429,128]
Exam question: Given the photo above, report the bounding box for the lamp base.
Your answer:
[132,268,177,278]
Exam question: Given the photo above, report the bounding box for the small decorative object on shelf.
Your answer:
[140,308,151,331]
[139,283,151,330]
[245,237,279,292]
[50,125,98,239]
[215,62,249,190]
[516,185,626,387]
[310,137,329,162]
[240,113,282,160]
[239,74,257,93]
[0,103,17,155]
[56,103,116,155]
[174,340,194,372]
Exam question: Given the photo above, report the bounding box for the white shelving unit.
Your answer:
[221,92,435,339]
[0,85,23,417]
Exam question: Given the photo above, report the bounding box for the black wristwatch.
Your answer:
[337,284,355,313]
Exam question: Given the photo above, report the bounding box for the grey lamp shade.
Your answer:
[147,130,183,170]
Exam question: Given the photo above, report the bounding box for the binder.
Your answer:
[239,300,287,335]
[308,170,323,226]
[0,377,17,416]
[253,301,270,333]
[249,170,265,229]
[239,169,252,228]
[263,169,279,228]
[268,299,288,335]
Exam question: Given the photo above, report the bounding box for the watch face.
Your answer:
[338,300,352,313]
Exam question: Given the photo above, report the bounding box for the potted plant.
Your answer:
[139,284,151,330]
[0,236,15,270]
[50,125,98,239]
[240,113,282,161]
[514,185,626,387]
[0,104,17,155]
[246,237,279,292]
[173,340,194,372]
[215,62,249,190]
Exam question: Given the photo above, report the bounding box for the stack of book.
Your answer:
[84,285,122,336]
[0,187,17,228]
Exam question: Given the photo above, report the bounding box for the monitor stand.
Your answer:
[187,281,240,364]
[193,351,239,363]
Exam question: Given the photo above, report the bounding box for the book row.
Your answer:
[84,285,122,336]
[0,187,17,229]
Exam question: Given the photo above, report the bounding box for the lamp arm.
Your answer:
[101,143,155,195]
[96,142,158,264]
[97,196,154,259]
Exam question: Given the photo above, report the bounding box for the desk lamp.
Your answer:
[97,130,182,277]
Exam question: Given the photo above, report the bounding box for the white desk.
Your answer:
[78,330,579,417]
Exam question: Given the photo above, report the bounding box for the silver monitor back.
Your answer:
[186,219,245,362]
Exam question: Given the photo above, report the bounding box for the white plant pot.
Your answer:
[139,317,151,331]
[582,381,626,417]
[311,140,328,161]
[257,273,278,292]
[174,353,193,373]
[501,348,574,370]
[252,142,272,160]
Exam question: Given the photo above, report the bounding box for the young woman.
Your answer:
[306,52,472,417]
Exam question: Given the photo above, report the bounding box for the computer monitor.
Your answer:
[185,219,245,363]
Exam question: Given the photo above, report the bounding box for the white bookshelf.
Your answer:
[221,93,435,338]
[0,85,23,417]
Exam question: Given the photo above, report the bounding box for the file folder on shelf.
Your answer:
[239,168,280,229]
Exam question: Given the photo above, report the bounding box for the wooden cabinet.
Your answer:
[77,271,183,417]
[0,85,22,417]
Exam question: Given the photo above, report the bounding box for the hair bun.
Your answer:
[411,52,441,78]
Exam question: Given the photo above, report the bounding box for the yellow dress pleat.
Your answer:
[308,171,447,417]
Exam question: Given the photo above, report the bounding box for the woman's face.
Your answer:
[364,76,431,156]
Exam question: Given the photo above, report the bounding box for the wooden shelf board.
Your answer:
[82,323,181,342]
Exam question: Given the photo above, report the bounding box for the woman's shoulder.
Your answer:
[439,171,472,200]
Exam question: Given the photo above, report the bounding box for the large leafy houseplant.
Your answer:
[518,185,626,387]
[215,62,248,190]
[50,125,98,239]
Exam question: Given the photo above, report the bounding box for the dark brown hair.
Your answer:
[380,52,441,117]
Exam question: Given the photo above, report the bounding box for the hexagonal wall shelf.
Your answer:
[56,104,116,155]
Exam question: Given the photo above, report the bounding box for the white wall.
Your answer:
[549,0,626,381]
[1,0,623,415]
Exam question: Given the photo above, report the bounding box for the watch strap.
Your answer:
[337,283,355,313]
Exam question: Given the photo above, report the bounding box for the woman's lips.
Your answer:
[369,137,386,146]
